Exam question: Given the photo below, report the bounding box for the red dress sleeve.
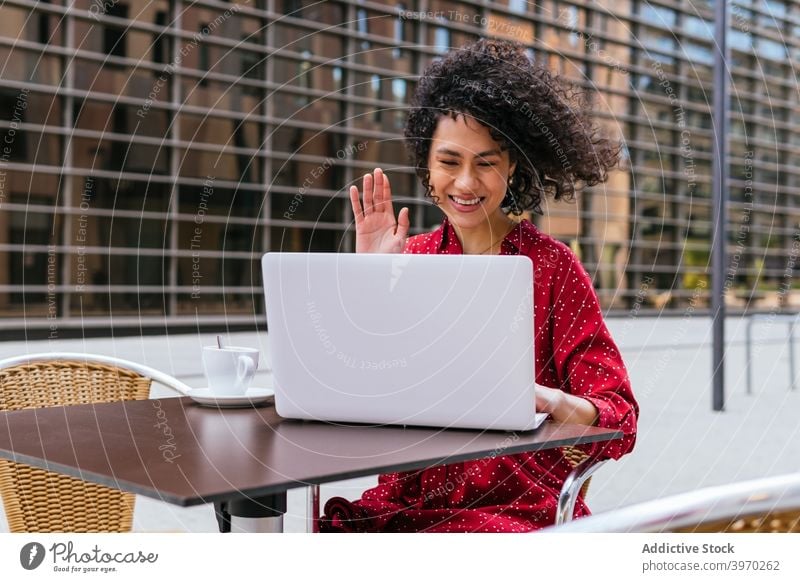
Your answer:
[548,243,638,460]
[321,473,409,532]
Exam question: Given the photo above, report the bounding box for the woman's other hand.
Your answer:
[535,383,599,426]
[349,168,410,253]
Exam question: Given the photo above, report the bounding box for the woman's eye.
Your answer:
[478,162,496,167]
[440,161,457,166]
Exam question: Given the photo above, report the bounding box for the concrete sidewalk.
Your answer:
[1,315,798,532]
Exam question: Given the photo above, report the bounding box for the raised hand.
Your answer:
[349,167,410,253]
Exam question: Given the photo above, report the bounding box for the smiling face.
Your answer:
[427,113,517,233]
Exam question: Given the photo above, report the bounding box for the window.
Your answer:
[730,29,752,53]
[434,20,450,54]
[103,4,128,58]
[282,0,303,18]
[0,90,28,161]
[240,45,263,96]
[9,207,53,304]
[642,30,676,64]
[394,3,406,58]
[640,4,676,27]
[109,106,128,171]
[684,16,713,40]
[525,47,535,62]
[295,50,313,105]
[371,74,381,122]
[756,37,785,61]
[38,0,51,45]
[563,5,578,47]
[332,65,343,93]
[634,74,655,93]
[509,0,527,14]
[357,8,370,50]
[392,78,407,129]
[684,43,713,66]
[760,0,786,28]
[152,11,168,66]
[198,24,210,86]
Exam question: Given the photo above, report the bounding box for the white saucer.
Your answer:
[187,387,274,408]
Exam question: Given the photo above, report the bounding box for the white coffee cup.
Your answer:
[202,346,259,396]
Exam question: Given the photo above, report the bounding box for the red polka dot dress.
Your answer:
[320,217,639,533]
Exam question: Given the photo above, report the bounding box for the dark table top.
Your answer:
[0,397,622,506]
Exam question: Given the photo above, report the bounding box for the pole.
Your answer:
[711,0,729,411]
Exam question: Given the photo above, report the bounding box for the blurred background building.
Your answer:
[0,0,798,334]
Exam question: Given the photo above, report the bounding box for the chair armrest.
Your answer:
[556,456,608,525]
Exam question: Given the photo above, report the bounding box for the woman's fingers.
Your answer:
[350,168,403,235]
[362,172,374,215]
[349,185,363,224]
[395,206,410,239]
[379,168,394,214]
[372,168,384,212]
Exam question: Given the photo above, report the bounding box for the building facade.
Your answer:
[0,0,797,333]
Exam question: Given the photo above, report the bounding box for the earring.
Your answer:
[425,183,440,206]
[505,176,521,214]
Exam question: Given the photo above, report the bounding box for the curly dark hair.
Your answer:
[404,38,620,215]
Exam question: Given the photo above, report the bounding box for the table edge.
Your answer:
[0,425,622,506]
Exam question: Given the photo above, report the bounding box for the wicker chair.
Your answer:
[0,352,192,533]
[543,472,800,533]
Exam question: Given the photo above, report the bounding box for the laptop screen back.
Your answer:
[262,253,540,431]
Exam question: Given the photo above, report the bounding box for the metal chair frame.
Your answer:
[0,352,194,395]
[544,472,800,533]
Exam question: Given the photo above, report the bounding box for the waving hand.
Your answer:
[349,168,410,254]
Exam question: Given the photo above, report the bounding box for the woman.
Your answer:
[321,38,638,532]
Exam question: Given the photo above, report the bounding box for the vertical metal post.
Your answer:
[343,1,356,252]
[711,0,729,412]
[262,0,274,255]
[789,318,796,391]
[168,0,181,317]
[306,484,321,533]
[413,0,430,233]
[60,8,76,323]
[746,315,754,395]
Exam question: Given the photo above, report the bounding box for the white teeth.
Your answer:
[451,197,481,206]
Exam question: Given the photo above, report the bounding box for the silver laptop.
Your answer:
[261,252,547,432]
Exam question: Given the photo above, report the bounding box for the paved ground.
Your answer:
[1,315,798,532]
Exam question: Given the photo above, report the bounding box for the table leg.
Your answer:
[746,316,754,395]
[789,319,796,391]
[214,493,287,533]
[306,484,321,533]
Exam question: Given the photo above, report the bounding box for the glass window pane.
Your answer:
[684,16,713,40]
[179,183,262,220]
[640,4,676,27]
[0,46,62,85]
[274,23,346,58]
[269,226,342,252]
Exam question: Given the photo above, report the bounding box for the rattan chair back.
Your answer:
[563,446,593,498]
[0,359,151,532]
[673,508,800,533]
